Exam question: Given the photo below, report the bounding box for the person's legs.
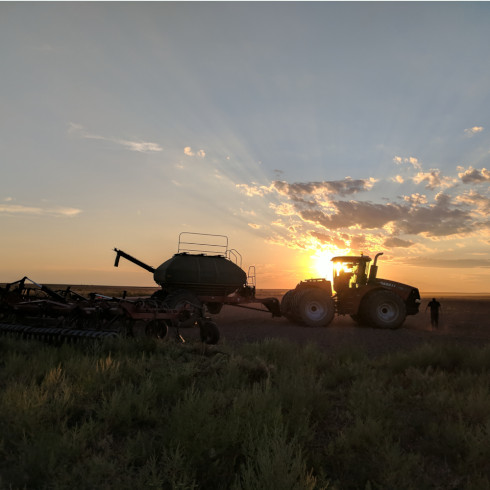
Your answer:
[431,312,437,327]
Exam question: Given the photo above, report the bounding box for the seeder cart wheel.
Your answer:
[145,320,169,339]
[199,320,220,345]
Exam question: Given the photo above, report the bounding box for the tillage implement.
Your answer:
[0,276,218,344]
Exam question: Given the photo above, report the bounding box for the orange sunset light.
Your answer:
[309,245,351,282]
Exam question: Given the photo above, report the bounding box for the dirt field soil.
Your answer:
[185,293,490,357]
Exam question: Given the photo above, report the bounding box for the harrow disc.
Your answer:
[0,323,119,343]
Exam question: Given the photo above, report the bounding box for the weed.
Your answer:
[1,338,490,488]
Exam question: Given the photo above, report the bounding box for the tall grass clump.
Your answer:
[1,336,490,489]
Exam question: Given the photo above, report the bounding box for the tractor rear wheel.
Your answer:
[280,290,297,321]
[362,290,406,329]
[296,288,335,327]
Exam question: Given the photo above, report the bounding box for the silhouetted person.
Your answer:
[426,298,442,328]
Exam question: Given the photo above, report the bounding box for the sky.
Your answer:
[1,2,490,293]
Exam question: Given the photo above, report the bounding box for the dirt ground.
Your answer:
[183,292,490,357]
[5,283,487,357]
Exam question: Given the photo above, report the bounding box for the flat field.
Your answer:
[214,291,490,357]
[1,286,490,489]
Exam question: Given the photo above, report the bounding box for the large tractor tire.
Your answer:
[280,290,297,321]
[361,290,406,329]
[295,288,335,327]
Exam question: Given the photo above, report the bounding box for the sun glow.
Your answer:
[310,246,351,282]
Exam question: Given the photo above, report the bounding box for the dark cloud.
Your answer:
[459,167,490,183]
[455,191,490,214]
[350,235,367,250]
[272,177,374,198]
[287,189,474,238]
[383,237,414,248]
[404,257,490,268]
[242,171,486,254]
[397,193,472,237]
[299,201,404,230]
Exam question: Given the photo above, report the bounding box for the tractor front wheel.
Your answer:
[362,290,406,329]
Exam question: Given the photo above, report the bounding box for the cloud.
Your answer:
[184,146,206,157]
[403,193,428,206]
[383,237,414,248]
[458,166,490,183]
[0,204,82,217]
[237,163,488,258]
[236,183,270,197]
[288,186,471,239]
[396,192,472,237]
[392,175,404,183]
[239,208,256,217]
[309,231,347,249]
[270,202,296,216]
[299,201,404,231]
[404,257,490,268]
[120,141,162,153]
[393,156,422,170]
[237,177,376,201]
[464,126,484,137]
[455,190,490,215]
[413,169,456,190]
[272,177,376,198]
[68,123,162,153]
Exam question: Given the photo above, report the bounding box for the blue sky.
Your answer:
[1,2,489,292]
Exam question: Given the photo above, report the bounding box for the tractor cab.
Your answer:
[331,253,383,294]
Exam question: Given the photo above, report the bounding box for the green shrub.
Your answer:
[1,338,490,489]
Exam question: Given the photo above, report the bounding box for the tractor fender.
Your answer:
[294,278,332,293]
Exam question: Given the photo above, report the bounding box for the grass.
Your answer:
[1,336,490,489]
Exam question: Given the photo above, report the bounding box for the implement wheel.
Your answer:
[362,290,406,329]
[199,320,220,345]
[206,302,223,315]
[145,320,169,339]
[295,288,335,327]
[164,289,203,325]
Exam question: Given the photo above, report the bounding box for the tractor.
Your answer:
[281,253,421,329]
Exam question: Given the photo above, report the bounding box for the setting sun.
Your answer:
[310,245,351,281]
